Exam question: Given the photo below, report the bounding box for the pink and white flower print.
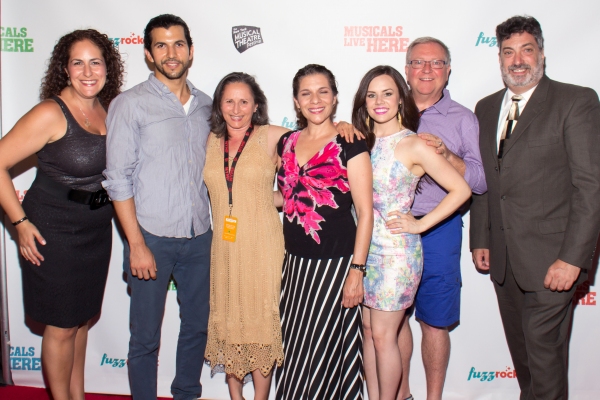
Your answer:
[278,131,349,244]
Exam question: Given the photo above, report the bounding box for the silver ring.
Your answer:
[437,141,442,148]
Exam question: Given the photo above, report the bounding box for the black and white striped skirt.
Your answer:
[275,252,364,399]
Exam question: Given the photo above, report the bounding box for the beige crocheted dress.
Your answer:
[204,125,284,380]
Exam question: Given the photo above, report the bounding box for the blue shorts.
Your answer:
[414,212,462,328]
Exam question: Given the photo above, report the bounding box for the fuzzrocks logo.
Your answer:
[468,366,517,382]
[344,26,409,52]
[475,32,497,47]
[168,278,177,291]
[232,26,263,53]
[100,353,126,368]
[109,33,144,49]
[1,26,34,52]
[10,346,41,370]
[574,280,596,306]
[281,117,297,131]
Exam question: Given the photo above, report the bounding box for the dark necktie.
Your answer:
[498,94,523,159]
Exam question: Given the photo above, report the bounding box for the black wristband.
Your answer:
[349,263,366,275]
[12,216,28,226]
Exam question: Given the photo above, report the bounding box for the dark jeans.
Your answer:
[124,227,212,400]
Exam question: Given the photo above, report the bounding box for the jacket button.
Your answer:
[495,167,499,171]
[500,226,504,231]
[501,195,506,200]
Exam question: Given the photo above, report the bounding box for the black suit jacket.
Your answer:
[470,75,600,291]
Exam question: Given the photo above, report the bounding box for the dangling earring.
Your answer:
[366,115,371,127]
[67,78,71,86]
[397,103,403,129]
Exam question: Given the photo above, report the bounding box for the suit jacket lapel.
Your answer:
[485,90,505,160]
[502,75,549,157]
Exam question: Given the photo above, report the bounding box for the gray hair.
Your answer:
[406,37,451,65]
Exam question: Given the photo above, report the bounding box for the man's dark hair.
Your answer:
[496,16,544,50]
[144,14,193,53]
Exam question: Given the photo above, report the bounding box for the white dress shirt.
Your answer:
[496,85,538,150]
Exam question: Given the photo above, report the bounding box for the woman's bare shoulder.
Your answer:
[267,124,291,138]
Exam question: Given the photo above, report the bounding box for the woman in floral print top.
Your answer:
[274,64,373,400]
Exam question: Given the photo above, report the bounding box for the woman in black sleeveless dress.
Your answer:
[0,30,123,400]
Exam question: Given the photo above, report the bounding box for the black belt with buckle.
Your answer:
[68,187,111,209]
[33,169,111,210]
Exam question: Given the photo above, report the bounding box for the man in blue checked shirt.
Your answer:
[103,14,212,400]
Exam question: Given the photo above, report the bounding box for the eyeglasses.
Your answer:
[407,60,447,69]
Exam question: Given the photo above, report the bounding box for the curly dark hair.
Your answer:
[352,65,420,150]
[292,64,339,130]
[210,72,269,138]
[40,29,124,109]
[496,16,544,50]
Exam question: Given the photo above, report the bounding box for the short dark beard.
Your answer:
[154,57,190,80]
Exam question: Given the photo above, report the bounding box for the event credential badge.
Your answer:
[223,125,252,243]
[222,216,238,242]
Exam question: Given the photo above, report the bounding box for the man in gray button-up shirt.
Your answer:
[103,14,212,400]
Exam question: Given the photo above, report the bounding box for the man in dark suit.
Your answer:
[470,16,600,399]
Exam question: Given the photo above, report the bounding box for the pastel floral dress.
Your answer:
[275,130,367,400]
[364,129,423,311]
